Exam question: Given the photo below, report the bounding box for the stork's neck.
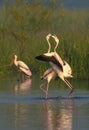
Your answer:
[14,57,18,66]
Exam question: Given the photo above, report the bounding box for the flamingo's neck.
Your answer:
[47,40,51,53]
[54,42,58,52]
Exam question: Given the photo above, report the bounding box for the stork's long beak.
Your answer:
[70,75,73,78]
[10,58,14,66]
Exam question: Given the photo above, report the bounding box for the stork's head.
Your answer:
[10,54,17,66]
[14,55,17,60]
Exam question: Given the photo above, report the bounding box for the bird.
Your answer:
[36,52,74,98]
[37,33,60,98]
[46,33,52,53]
[35,35,74,98]
[40,68,57,99]
[46,33,59,53]
[11,55,32,79]
[51,34,59,52]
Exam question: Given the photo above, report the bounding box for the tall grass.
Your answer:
[0,0,89,79]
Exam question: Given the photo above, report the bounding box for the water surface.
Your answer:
[0,76,89,130]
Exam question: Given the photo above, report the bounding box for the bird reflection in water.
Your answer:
[14,78,32,92]
[40,100,73,130]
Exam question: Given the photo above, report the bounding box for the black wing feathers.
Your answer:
[36,55,63,71]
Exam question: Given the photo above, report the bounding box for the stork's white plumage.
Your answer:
[13,55,32,77]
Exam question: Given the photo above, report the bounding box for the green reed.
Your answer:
[0,1,89,79]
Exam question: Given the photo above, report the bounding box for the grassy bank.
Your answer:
[0,1,89,79]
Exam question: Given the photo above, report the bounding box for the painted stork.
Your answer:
[12,55,32,78]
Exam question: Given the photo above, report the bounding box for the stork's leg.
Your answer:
[20,72,25,82]
[46,83,49,99]
[64,78,74,97]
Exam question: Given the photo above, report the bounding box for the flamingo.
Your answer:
[46,33,52,53]
[52,34,59,52]
[36,34,74,98]
[12,55,32,78]
[40,68,57,99]
[46,33,59,53]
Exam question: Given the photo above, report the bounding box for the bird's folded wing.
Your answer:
[18,61,29,70]
[36,54,63,71]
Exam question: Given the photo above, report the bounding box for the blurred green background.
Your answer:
[0,0,89,79]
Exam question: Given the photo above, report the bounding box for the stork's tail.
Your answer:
[21,68,32,77]
[26,69,32,76]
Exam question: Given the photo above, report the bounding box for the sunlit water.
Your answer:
[0,75,89,130]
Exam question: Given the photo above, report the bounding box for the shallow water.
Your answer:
[0,75,89,130]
